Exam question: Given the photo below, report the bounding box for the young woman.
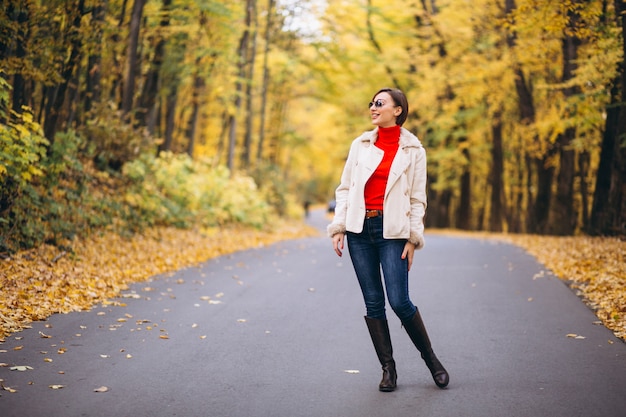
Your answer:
[327,88,449,391]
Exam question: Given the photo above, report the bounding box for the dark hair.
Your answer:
[372,87,409,126]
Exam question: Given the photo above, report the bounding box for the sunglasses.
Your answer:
[369,99,386,109]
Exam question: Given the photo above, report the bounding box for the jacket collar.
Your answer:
[361,127,422,149]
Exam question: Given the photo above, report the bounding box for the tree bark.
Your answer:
[159,87,178,154]
[590,82,619,234]
[186,72,204,157]
[121,0,146,119]
[601,0,626,235]
[135,0,171,128]
[228,6,251,172]
[505,0,543,234]
[85,0,107,115]
[489,113,504,232]
[42,0,85,143]
[548,6,581,235]
[4,2,30,115]
[241,0,257,169]
[257,0,275,164]
[457,144,471,230]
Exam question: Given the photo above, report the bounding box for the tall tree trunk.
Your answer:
[604,0,626,235]
[549,6,581,235]
[5,2,29,115]
[242,0,257,169]
[121,0,146,119]
[531,155,555,234]
[590,82,619,234]
[186,71,204,157]
[135,0,171,127]
[434,189,452,228]
[257,0,275,164]
[43,0,85,144]
[457,144,471,230]
[108,0,128,103]
[579,151,591,230]
[85,0,107,114]
[489,113,504,232]
[505,0,542,233]
[158,87,177,154]
[228,8,251,172]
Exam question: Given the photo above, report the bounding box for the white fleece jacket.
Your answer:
[327,126,427,249]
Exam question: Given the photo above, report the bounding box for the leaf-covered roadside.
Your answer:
[434,231,626,341]
[0,222,319,339]
[505,235,626,341]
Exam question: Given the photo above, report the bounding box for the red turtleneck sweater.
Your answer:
[364,125,400,210]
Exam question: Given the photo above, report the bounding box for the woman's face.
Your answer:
[369,92,401,128]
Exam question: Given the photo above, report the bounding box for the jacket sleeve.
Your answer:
[327,140,359,237]
[408,147,427,249]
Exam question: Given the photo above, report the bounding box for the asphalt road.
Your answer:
[1,209,625,417]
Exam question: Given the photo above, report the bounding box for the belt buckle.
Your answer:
[366,210,380,219]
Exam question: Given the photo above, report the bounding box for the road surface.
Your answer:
[1,209,625,417]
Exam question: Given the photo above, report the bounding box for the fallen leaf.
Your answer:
[49,385,64,389]
[159,335,169,339]
[344,370,360,374]
[44,358,53,363]
[39,331,52,338]
[94,386,109,393]
[10,365,33,371]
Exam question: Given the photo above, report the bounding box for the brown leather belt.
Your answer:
[365,209,382,219]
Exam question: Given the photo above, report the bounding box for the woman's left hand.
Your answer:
[401,241,416,271]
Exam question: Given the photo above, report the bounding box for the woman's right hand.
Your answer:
[332,233,345,257]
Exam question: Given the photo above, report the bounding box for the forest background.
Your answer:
[0,1,625,337]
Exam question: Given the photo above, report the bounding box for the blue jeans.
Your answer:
[347,215,417,321]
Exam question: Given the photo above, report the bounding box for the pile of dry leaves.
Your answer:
[1,224,624,342]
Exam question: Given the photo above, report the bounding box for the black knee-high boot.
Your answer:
[402,309,449,388]
[364,316,397,392]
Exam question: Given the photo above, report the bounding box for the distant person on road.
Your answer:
[327,87,449,392]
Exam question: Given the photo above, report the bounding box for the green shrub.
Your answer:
[122,152,272,230]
